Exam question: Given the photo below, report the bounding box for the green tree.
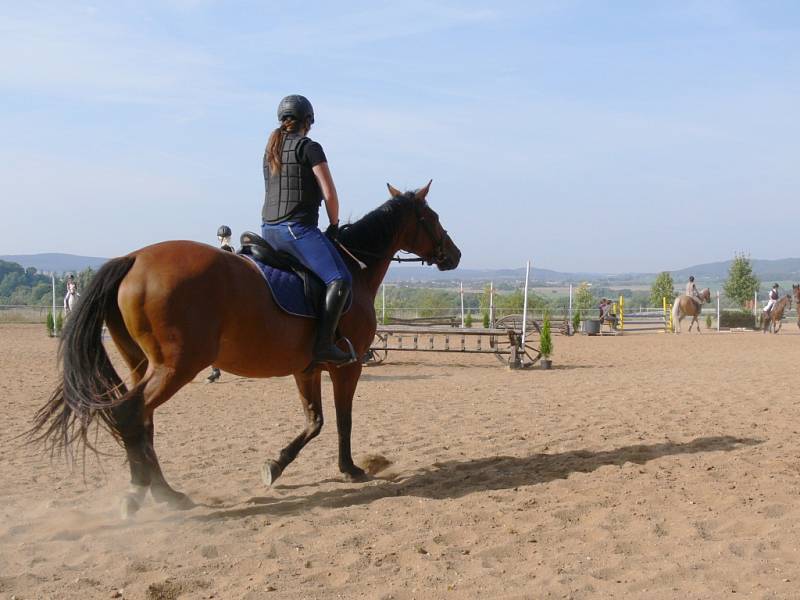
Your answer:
[650,271,675,306]
[540,313,553,358]
[723,253,760,308]
[574,282,595,311]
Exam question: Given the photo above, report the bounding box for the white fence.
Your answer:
[0,305,51,323]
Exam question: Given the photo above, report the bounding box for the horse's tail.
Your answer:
[28,256,136,457]
[671,299,681,331]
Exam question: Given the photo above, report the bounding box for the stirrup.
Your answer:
[310,336,358,368]
[335,336,358,368]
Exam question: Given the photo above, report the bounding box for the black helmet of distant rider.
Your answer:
[217,225,232,239]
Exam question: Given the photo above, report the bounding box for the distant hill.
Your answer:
[670,258,800,282]
[0,253,108,274]
[4,252,800,286]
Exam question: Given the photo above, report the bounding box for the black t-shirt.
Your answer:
[292,140,327,225]
[262,138,328,226]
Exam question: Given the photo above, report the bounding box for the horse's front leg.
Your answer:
[262,371,323,486]
[330,363,369,482]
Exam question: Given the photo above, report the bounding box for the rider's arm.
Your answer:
[312,162,339,226]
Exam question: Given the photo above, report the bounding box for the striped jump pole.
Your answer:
[618,295,625,332]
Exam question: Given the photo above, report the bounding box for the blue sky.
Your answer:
[2,1,799,272]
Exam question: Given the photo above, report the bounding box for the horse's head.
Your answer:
[387,181,461,271]
[700,288,712,303]
[793,284,800,304]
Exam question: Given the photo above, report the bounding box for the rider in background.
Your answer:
[207,225,235,383]
[64,274,79,315]
[763,283,780,316]
[685,276,702,307]
[261,94,353,365]
[217,225,235,253]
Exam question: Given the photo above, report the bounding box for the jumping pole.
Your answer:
[381,283,386,324]
[619,295,625,331]
[716,290,720,332]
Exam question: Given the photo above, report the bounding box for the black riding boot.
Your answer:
[313,280,354,365]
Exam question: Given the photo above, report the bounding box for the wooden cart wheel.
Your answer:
[363,333,389,366]
[491,314,542,367]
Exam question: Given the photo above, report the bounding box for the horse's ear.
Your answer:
[415,179,433,201]
[387,183,403,198]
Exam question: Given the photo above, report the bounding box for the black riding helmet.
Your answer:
[689,276,695,282]
[277,94,314,124]
[217,225,232,238]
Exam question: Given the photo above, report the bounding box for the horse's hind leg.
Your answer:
[111,365,195,517]
[262,371,323,486]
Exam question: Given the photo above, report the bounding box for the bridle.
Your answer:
[342,200,451,266]
[392,201,449,265]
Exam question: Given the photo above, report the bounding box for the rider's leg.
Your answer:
[262,222,354,365]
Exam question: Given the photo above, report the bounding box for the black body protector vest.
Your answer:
[262,134,323,224]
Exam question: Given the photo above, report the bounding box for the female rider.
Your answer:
[261,95,353,365]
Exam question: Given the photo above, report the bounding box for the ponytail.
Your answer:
[265,116,311,175]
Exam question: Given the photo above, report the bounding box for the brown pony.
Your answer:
[31,183,461,518]
[671,288,711,333]
[761,294,792,333]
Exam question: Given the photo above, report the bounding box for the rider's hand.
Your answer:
[325,222,339,242]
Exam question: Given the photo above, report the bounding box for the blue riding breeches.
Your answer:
[261,221,352,286]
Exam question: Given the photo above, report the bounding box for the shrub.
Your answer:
[719,310,756,329]
[55,311,64,335]
[572,310,581,334]
[482,310,490,328]
[705,314,713,329]
[540,313,553,358]
[46,311,54,337]
[464,312,473,328]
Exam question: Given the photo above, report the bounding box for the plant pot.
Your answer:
[540,358,552,370]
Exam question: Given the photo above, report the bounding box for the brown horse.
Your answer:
[31,183,461,518]
[671,288,711,333]
[760,294,792,333]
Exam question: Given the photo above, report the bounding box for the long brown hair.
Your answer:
[265,117,311,175]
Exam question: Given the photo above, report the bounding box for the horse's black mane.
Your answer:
[339,193,416,263]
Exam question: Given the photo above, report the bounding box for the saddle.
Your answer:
[238,231,325,315]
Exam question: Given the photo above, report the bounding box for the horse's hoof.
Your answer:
[342,467,370,483]
[151,487,193,510]
[262,460,283,487]
[120,495,141,520]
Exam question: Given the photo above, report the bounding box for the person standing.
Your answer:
[207,225,235,383]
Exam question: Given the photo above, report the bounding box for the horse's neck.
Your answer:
[360,257,394,299]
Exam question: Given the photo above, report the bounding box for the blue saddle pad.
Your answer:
[244,255,350,319]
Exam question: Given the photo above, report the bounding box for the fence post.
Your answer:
[716,290,720,332]
[381,283,385,324]
[51,274,56,327]
[521,261,530,347]
[489,281,494,328]
[460,281,465,328]
[568,283,573,328]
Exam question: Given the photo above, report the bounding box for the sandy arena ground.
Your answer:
[2,322,800,599]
